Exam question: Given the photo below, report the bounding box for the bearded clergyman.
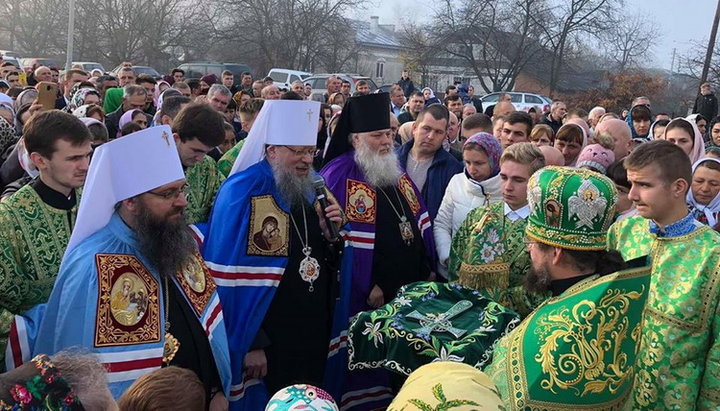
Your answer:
[319,92,437,410]
[8,126,235,409]
[201,100,352,409]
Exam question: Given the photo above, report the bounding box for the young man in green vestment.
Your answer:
[607,140,720,409]
[448,142,546,318]
[0,110,92,356]
[485,166,651,410]
[171,103,226,224]
[217,98,264,177]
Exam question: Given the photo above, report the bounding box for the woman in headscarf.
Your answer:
[688,157,720,232]
[625,104,652,143]
[648,118,670,140]
[421,87,441,106]
[687,113,708,139]
[73,104,106,122]
[103,87,123,114]
[117,109,148,138]
[68,88,101,112]
[434,132,503,277]
[663,117,705,163]
[153,80,171,107]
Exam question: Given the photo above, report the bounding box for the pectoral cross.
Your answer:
[306,109,314,122]
[161,131,170,146]
[406,300,473,338]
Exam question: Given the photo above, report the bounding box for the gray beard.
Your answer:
[135,201,195,277]
[525,264,552,294]
[354,140,403,188]
[271,163,314,207]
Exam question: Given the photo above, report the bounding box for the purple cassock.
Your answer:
[320,151,437,410]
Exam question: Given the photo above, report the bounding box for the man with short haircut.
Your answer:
[595,118,632,161]
[398,104,463,219]
[355,80,369,95]
[206,84,231,113]
[172,103,226,224]
[493,101,514,119]
[218,98,265,177]
[56,69,89,109]
[117,67,136,87]
[96,75,118,101]
[398,70,415,98]
[389,85,405,117]
[461,113,493,140]
[398,91,425,125]
[220,70,240,94]
[173,81,191,98]
[445,85,457,97]
[632,96,651,108]
[500,111,533,149]
[33,66,53,83]
[105,85,152,139]
[493,116,505,139]
[539,145,565,166]
[654,112,670,122]
[322,93,436,408]
[157,95,192,127]
[444,94,463,121]
[446,112,463,156]
[607,140,720,409]
[261,84,281,100]
[340,80,351,99]
[0,111,91,356]
[252,80,264,98]
[484,93,511,117]
[540,101,566,133]
[448,143,546,317]
[3,71,20,88]
[290,80,305,97]
[324,75,341,102]
[171,68,184,83]
[240,72,253,94]
[588,106,605,130]
[136,74,158,115]
[693,82,718,122]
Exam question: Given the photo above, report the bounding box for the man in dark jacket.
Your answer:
[693,82,718,122]
[541,101,567,134]
[397,104,463,220]
[398,70,415,98]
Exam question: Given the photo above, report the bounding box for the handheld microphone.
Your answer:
[312,175,340,241]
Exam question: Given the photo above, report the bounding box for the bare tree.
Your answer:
[602,14,660,71]
[401,0,549,93]
[0,0,68,55]
[211,0,366,75]
[533,0,620,96]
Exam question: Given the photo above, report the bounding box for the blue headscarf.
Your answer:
[626,104,652,142]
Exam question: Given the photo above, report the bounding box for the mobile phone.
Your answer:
[36,81,58,111]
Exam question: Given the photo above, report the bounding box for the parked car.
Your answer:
[0,56,22,70]
[72,61,106,73]
[110,65,161,79]
[176,61,252,86]
[266,68,312,90]
[479,91,552,113]
[21,58,61,72]
[304,73,379,100]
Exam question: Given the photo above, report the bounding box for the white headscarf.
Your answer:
[667,117,705,164]
[687,157,720,228]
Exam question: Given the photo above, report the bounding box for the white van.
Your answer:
[266,68,312,91]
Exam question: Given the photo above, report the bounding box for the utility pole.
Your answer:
[701,0,720,85]
[671,48,676,73]
[65,0,75,71]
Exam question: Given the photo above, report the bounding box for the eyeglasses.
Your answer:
[281,145,318,158]
[146,183,189,200]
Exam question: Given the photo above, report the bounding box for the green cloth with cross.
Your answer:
[347,281,519,376]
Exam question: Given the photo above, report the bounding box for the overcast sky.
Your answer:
[350,0,716,70]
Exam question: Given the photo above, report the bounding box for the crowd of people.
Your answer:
[0,60,719,411]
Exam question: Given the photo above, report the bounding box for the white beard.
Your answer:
[354,139,403,187]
